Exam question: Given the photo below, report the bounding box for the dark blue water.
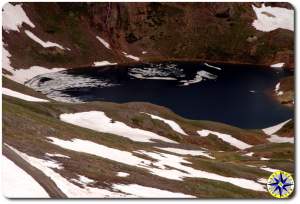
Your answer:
[60,62,294,128]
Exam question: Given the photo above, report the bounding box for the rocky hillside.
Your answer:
[2,77,294,198]
[3,2,294,73]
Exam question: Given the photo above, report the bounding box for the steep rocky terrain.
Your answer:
[3,2,294,71]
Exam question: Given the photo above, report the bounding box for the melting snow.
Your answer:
[93,61,117,67]
[204,63,222,70]
[243,152,254,157]
[48,137,265,191]
[142,112,187,135]
[2,3,35,32]
[6,145,129,198]
[142,51,148,54]
[197,129,252,150]
[274,82,284,96]
[257,178,268,184]
[96,36,111,49]
[262,119,293,143]
[252,4,294,32]
[122,52,140,61]
[24,30,66,50]
[2,87,48,102]
[260,166,279,173]
[156,147,215,159]
[260,157,270,161]
[271,62,285,68]
[263,119,291,135]
[59,111,177,143]
[117,172,130,177]
[2,155,49,198]
[112,184,195,198]
[180,70,217,86]
[129,64,183,80]
[45,153,70,159]
[26,71,118,103]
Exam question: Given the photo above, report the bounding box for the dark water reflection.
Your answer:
[56,62,295,128]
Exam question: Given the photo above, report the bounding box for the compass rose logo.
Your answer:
[267,170,294,198]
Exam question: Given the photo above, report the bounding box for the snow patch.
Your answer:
[260,157,270,161]
[25,30,66,50]
[156,147,215,159]
[2,87,48,102]
[197,129,252,150]
[271,62,285,68]
[113,184,195,198]
[2,3,35,32]
[243,152,254,157]
[93,61,117,67]
[48,137,265,191]
[263,119,291,135]
[257,178,268,184]
[252,4,294,32]
[59,111,177,144]
[96,36,111,49]
[117,172,130,177]
[260,166,279,173]
[142,112,187,135]
[6,145,128,198]
[2,155,49,198]
[180,70,217,86]
[263,119,293,143]
[122,52,140,61]
[45,153,70,159]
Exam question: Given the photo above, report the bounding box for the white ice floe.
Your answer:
[129,64,183,80]
[271,62,285,68]
[122,52,140,61]
[262,119,293,143]
[142,112,187,135]
[260,166,279,173]
[204,63,222,70]
[260,157,270,161]
[117,172,130,177]
[180,70,217,86]
[112,184,195,198]
[156,147,215,159]
[243,152,254,157]
[2,3,35,32]
[45,153,70,159]
[2,155,49,198]
[197,129,252,150]
[93,61,117,67]
[274,82,284,96]
[48,137,265,191]
[59,111,177,143]
[96,36,111,49]
[2,87,48,102]
[252,4,294,32]
[26,71,118,103]
[25,30,65,50]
